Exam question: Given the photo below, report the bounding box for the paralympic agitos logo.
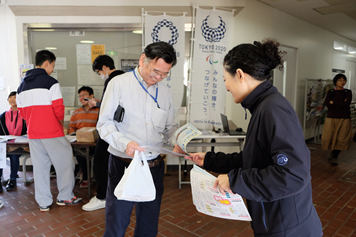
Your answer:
[206,54,218,65]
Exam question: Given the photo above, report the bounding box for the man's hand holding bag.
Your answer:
[114,150,156,202]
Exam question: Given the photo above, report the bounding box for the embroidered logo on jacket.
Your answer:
[277,154,288,165]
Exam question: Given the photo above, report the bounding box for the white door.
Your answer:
[345,60,356,101]
[273,46,297,108]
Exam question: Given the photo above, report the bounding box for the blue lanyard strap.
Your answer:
[133,70,160,108]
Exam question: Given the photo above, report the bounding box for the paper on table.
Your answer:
[65,135,77,143]
[0,135,19,142]
[190,165,252,221]
[14,135,29,143]
[142,145,192,157]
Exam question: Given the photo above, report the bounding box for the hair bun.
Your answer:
[253,41,261,47]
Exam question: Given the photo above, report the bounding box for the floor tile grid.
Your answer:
[1,142,356,236]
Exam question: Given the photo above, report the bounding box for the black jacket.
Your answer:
[96,70,125,109]
[0,111,27,136]
[204,81,322,236]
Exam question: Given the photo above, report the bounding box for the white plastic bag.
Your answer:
[114,151,156,202]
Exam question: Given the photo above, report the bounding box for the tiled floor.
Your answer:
[1,142,356,237]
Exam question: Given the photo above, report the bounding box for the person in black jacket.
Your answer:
[181,39,322,236]
[0,91,27,192]
[82,55,125,211]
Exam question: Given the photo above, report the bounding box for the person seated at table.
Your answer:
[0,92,27,191]
[0,91,27,192]
[68,86,99,188]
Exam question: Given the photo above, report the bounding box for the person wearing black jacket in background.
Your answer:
[82,55,125,211]
[321,74,352,165]
[177,39,322,236]
[0,91,27,192]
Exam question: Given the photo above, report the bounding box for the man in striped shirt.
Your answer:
[68,86,99,188]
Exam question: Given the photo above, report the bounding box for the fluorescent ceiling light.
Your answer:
[80,40,94,43]
[348,46,356,54]
[132,30,142,34]
[45,47,57,50]
[334,47,344,50]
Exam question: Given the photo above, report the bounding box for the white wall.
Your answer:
[2,0,356,141]
[230,0,356,140]
[0,5,19,113]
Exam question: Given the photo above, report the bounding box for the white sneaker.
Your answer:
[82,196,106,211]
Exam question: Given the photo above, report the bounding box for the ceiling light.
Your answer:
[132,30,142,34]
[348,46,356,54]
[45,47,57,50]
[80,40,94,44]
[333,41,346,51]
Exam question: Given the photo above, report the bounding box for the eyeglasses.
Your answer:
[78,93,89,98]
[148,65,171,79]
[95,70,101,75]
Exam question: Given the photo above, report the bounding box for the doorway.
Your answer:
[272,46,298,108]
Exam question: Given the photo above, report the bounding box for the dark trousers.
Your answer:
[76,147,95,180]
[93,137,110,200]
[104,154,165,237]
[331,150,341,158]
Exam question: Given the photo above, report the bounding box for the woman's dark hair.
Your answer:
[223,38,285,81]
[92,55,115,71]
[144,42,177,67]
[8,91,16,99]
[35,50,56,67]
[333,73,347,86]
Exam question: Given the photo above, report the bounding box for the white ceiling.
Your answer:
[7,1,356,43]
[259,0,356,42]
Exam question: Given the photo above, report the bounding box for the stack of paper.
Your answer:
[14,135,29,143]
[0,135,18,142]
[65,135,77,143]
[190,165,252,221]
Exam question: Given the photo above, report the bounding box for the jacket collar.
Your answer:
[241,80,277,114]
[108,70,125,80]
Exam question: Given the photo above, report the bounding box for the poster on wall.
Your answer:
[188,7,234,130]
[76,44,91,64]
[144,13,185,116]
[54,57,67,70]
[91,45,106,63]
[77,65,103,86]
[19,64,34,81]
[60,87,76,107]
[121,59,139,72]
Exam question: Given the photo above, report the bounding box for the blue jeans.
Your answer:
[0,154,20,180]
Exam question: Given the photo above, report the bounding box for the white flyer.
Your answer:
[142,145,192,158]
[173,123,202,153]
[190,165,252,221]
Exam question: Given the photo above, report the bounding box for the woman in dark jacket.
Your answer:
[0,91,27,192]
[321,74,351,165]
[181,39,322,236]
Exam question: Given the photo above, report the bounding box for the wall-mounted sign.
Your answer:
[69,31,85,36]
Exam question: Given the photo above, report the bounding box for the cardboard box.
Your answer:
[76,127,98,143]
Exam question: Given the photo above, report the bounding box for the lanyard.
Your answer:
[133,69,160,108]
